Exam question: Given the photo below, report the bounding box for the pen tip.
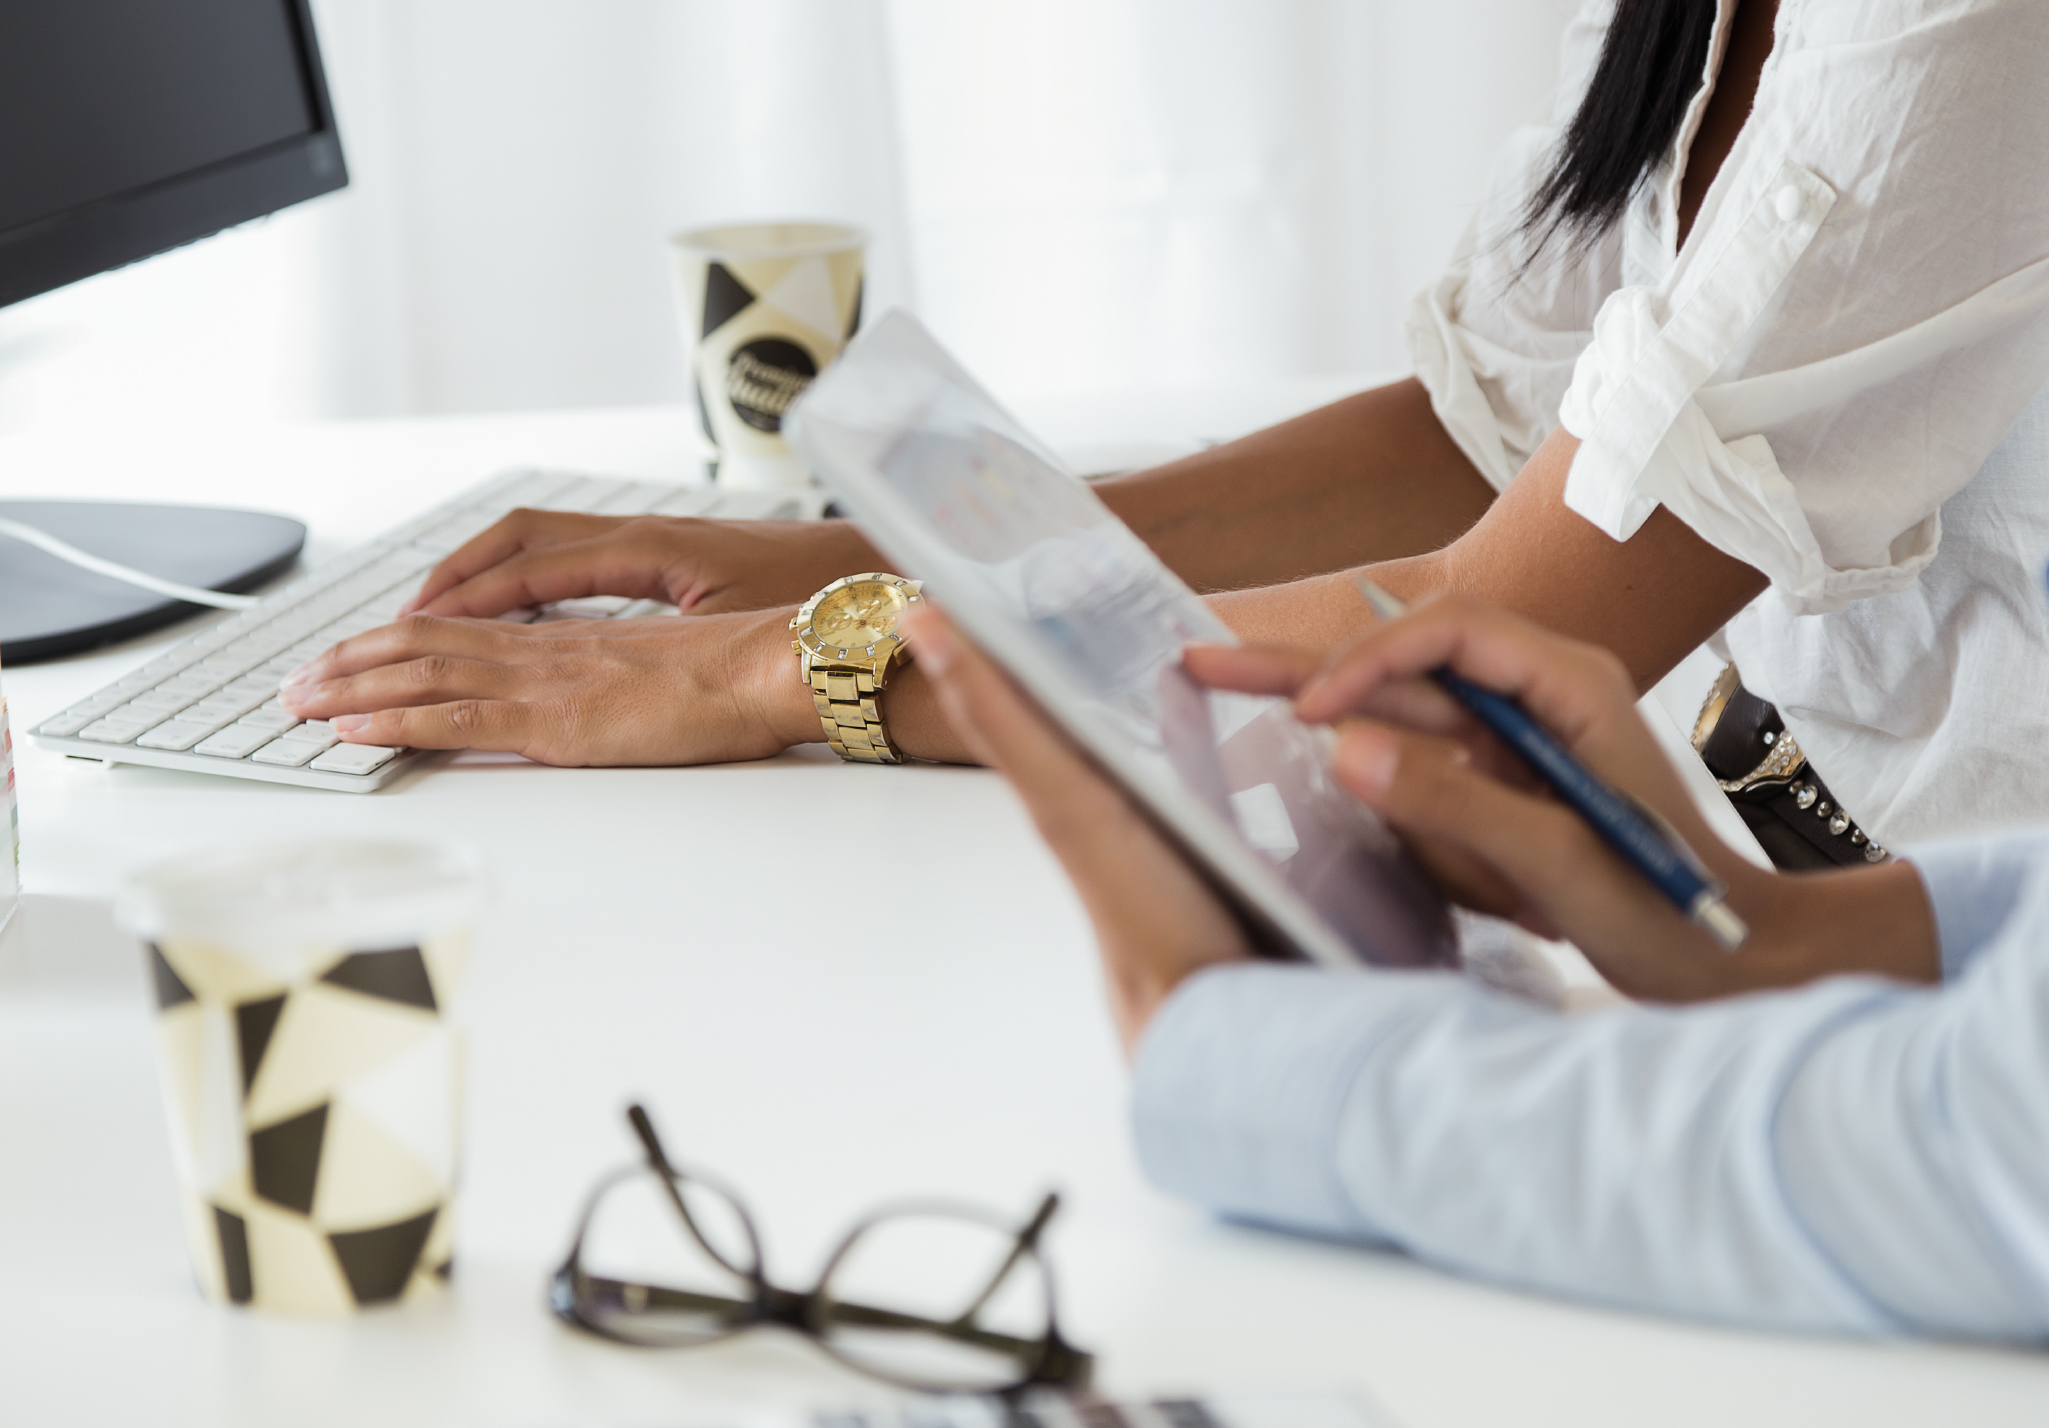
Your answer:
[1353,577,1407,621]
[1696,898,1749,952]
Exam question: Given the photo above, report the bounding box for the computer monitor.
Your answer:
[0,0,347,660]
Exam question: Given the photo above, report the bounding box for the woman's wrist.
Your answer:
[740,608,830,749]
[1723,859,1940,992]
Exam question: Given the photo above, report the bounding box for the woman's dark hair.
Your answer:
[1524,0,1718,252]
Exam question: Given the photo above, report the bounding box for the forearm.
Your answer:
[1131,962,1924,1335]
[1198,426,1768,693]
[1092,378,1497,591]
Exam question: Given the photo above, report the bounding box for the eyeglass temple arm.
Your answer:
[572,1274,1092,1387]
[572,1270,1033,1359]
[626,1102,760,1281]
[819,1295,1091,1384]
[947,1191,1059,1327]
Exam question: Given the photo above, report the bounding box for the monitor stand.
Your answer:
[0,501,305,663]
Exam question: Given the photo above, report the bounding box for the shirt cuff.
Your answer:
[1550,161,1945,615]
[1406,269,1525,494]
[1904,830,2049,981]
[1129,962,1450,1241]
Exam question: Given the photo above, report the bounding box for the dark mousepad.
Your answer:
[0,501,305,663]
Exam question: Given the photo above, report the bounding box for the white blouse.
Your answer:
[1408,0,2049,847]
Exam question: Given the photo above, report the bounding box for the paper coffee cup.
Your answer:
[670,220,866,492]
[116,841,482,1315]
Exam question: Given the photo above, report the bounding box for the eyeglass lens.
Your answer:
[571,1168,764,1346]
[814,1209,1057,1390]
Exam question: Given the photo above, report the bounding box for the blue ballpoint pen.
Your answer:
[1353,578,1748,951]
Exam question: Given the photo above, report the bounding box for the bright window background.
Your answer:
[0,0,1573,435]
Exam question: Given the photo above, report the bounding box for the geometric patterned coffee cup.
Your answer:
[670,219,866,493]
[116,842,481,1314]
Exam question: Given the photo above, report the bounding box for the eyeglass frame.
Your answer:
[549,1104,1095,1395]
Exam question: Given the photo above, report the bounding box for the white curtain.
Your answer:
[0,0,1571,433]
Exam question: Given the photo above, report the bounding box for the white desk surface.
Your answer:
[3,388,2045,1427]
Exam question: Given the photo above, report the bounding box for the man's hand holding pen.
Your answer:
[912,591,1940,1022]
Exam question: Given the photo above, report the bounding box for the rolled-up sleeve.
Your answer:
[1133,827,2049,1339]
[1556,3,2049,614]
[1405,1,1621,493]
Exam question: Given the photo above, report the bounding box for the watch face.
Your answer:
[811,579,908,652]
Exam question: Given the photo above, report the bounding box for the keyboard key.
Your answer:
[135,653,200,681]
[414,509,502,552]
[357,597,409,623]
[241,633,298,660]
[593,480,673,516]
[136,719,219,751]
[187,693,269,723]
[122,689,196,716]
[238,703,302,731]
[648,487,719,517]
[249,738,322,767]
[37,710,98,736]
[543,476,630,514]
[194,725,281,759]
[309,743,400,776]
[47,696,128,731]
[486,471,578,510]
[78,718,152,744]
[282,720,342,750]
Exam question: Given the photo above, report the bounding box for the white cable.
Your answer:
[0,516,259,610]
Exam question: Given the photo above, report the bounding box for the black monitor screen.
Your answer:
[0,0,344,306]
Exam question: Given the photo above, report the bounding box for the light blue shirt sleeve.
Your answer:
[1130,828,2049,1341]
[1907,830,2049,981]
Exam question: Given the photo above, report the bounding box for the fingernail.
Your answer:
[280,661,318,688]
[1334,729,1399,798]
[331,714,369,733]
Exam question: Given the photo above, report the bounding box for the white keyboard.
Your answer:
[30,470,810,792]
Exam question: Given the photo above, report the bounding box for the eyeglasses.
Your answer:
[550,1105,1095,1395]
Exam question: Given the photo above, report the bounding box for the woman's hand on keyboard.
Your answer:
[400,509,883,620]
[277,608,829,767]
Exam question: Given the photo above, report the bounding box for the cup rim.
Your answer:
[115,837,486,953]
[670,220,867,260]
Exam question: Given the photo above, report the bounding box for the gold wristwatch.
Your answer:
[790,573,922,764]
